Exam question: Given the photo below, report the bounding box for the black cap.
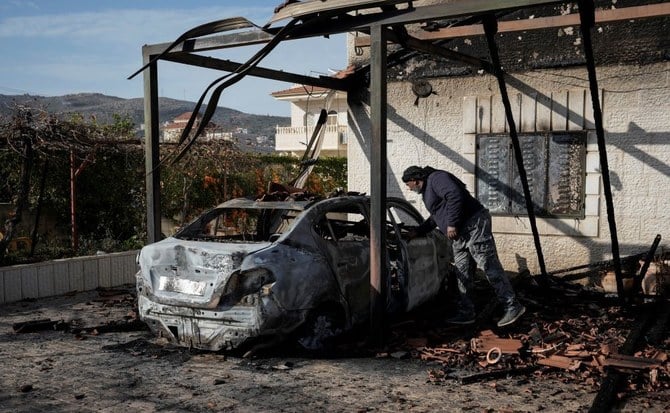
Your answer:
[402,166,425,182]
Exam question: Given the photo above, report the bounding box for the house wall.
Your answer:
[347,62,670,273]
[289,95,349,127]
[275,93,350,156]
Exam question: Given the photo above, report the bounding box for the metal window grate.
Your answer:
[476,132,586,218]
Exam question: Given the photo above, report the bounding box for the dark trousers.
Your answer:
[451,209,516,315]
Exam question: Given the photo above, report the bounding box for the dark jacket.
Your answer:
[417,170,483,235]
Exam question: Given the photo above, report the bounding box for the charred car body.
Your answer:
[136,194,452,352]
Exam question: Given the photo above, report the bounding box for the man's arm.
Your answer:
[406,217,436,240]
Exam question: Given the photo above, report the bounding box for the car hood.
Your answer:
[137,237,272,308]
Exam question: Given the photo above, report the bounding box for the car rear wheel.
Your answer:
[296,306,344,354]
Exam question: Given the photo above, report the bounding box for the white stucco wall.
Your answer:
[287,94,348,127]
[347,62,670,273]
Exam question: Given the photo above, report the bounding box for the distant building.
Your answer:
[271,86,348,157]
[162,112,233,143]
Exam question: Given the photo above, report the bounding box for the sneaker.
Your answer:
[445,312,476,325]
[497,304,526,327]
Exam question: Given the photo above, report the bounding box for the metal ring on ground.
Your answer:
[486,347,502,364]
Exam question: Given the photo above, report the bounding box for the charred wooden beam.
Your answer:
[354,3,670,47]
[72,319,149,335]
[13,319,69,333]
[588,307,654,412]
[450,365,539,384]
[351,0,561,30]
[383,28,493,73]
[632,234,662,297]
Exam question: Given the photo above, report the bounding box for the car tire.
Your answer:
[296,306,344,355]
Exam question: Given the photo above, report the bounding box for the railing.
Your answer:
[0,250,139,304]
[275,124,348,152]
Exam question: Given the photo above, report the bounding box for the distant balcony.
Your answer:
[275,124,348,156]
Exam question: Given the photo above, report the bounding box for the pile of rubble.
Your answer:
[384,268,670,408]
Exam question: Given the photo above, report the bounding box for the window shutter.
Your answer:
[547,133,586,216]
[511,134,548,215]
[476,135,511,214]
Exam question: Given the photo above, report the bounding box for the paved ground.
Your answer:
[0,287,668,413]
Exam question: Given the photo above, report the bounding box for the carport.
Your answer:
[134,0,669,341]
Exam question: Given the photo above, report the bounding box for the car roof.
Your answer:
[215,195,376,212]
[215,197,309,210]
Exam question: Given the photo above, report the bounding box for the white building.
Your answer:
[345,3,669,274]
[272,86,348,157]
[162,112,233,143]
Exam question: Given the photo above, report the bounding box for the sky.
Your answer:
[0,0,348,116]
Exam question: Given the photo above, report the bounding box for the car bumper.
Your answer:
[138,294,267,351]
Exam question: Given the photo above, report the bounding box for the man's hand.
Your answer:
[446,226,458,240]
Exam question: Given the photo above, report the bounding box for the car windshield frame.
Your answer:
[173,198,310,242]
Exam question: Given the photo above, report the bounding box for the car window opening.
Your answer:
[175,207,302,243]
[315,211,368,243]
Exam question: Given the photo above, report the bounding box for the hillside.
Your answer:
[0,93,289,140]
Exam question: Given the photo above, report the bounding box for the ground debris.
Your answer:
[388,277,670,403]
[13,318,69,333]
[1,283,668,412]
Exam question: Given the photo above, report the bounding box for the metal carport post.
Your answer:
[369,23,388,345]
[141,52,161,244]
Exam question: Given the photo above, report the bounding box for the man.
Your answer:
[402,165,525,327]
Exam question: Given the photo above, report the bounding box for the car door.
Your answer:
[311,200,371,325]
[386,199,447,311]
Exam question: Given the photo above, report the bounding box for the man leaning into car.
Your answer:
[401,165,525,328]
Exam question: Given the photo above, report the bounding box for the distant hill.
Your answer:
[0,93,289,141]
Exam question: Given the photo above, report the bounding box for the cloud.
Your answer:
[0,6,272,44]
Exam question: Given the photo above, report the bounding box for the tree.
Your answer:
[0,103,346,266]
[0,105,141,265]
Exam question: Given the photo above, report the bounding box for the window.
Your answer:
[303,112,315,127]
[339,132,348,145]
[476,132,586,218]
[386,203,422,227]
[314,209,368,242]
[326,110,338,126]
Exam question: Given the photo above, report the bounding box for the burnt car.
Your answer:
[136,195,452,352]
